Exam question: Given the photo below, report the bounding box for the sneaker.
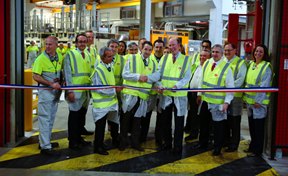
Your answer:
[38,142,59,150]
[40,148,60,156]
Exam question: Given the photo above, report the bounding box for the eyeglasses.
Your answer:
[224,49,235,52]
[77,41,87,44]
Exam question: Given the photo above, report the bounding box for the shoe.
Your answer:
[112,138,120,147]
[243,149,252,153]
[38,142,59,150]
[157,144,172,151]
[94,146,109,155]
[69,144,82,150]
[247,153,260,157]
[225,147,238,152]
[41,148,60,156]
[80,130,94,135]
[132,144,144,151]
[118,142,126,151]
[185,135,197,141]
[102,143,110,150]
[212,149,221,156]
[170,148,182,156]
[191,143,207,149]
[155,140,164,147]
[78,139,92,145]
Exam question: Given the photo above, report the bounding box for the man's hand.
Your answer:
[254,103,260,108]
[139,74,148,82]
[171,85,177,93]
[157,86,165,94]
[222,103,229,113]
[116,87,123,93]
[196,96,201,105]
[68,92,75,102]
[51,82,61,90]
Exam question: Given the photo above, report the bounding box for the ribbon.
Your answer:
[0,83,279,93]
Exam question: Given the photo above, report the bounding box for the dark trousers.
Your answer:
[187,92,200,137]
[248,115,265,154]
[94,115,107,148]
[155,100,164,142]
[120,99,141,146]
[162,101,184,150]
[198,101,212,146]
[213,120,226,150]
[68,107,87,145]
[224,115,241,148]
[139,110,153,142]
[108,120,119,140]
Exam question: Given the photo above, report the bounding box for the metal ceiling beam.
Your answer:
[154,15,210,23]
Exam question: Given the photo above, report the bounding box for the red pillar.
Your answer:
[253,0,263,48]
[0,0,5,147]
[227,14,239,53]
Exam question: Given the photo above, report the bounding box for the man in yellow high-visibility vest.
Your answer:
[27,40,39,68]
[192,44,235,156]
[154,38,192,156]
[63,34,92,151]
[223,42,247,152]
[90,47,123,155]
[191,40,211,65]
[32,36,63,156]
[85,30,100,74]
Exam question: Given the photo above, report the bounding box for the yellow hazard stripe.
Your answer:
[143,140,249,175]
[256,168,279,176]
[0,130,104,162]
[32,140,158,171]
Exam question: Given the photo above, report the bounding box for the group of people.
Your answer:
[32,31,273,158]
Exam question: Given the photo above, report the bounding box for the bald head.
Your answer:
[47,36,58,44]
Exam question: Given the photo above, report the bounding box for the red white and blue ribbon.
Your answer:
[0,84,279,93]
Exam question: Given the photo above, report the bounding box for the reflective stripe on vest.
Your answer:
[114,55,125,84]
[201,60,231,104]
[122,54,156,100]
[160,54,191,97]
[243,61,273,105]
[91,64,117,108]
[228,57,246,98]
[68,50,91,92]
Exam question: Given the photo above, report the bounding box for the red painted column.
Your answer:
[0,0,5,147]
[227,14,239,53]
[5,0,11,144]
[253,0,263,48]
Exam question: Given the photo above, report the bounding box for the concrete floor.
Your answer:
[1,97,288,176]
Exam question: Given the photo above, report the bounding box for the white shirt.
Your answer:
[189,63,202,89]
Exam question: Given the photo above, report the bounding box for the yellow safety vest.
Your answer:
[85,47,100,73]
[192,53,200,64]
[160,54,191,97]
[113,54,126,85]
[201,59,231,104]
[57,47,65,55]
[91,64,118,108]
[224,56,246,98]
[122,54,157,100]
[64,47,76,57]
[67,50,91,92]
[243,61,273,105]
[191,60,200,76]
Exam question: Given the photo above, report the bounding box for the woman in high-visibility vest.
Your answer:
[243,44,274,157]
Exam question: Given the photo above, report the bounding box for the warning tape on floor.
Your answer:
[0,83,279,92]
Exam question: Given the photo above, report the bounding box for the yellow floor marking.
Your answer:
[32,140,158,171]
[256,168,279,176]
[32,129,67,136]
[143,140,250,175]
[0,132,111,162]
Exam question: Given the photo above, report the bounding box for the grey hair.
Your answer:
[201,49,212,57]
[107,39,119,47]
[99,47,112,57]
[128,42,138,48]
[212,44,223,53]
[47,36,58,44]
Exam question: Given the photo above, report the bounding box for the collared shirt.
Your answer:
[76,47,85,55]
[91,61,119,123]
[198,58,235,121]
[141,53,149,66]
[189,62,202,89]
[43,51,59,62]
[154,54,163,63]
[99,60,112,72]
